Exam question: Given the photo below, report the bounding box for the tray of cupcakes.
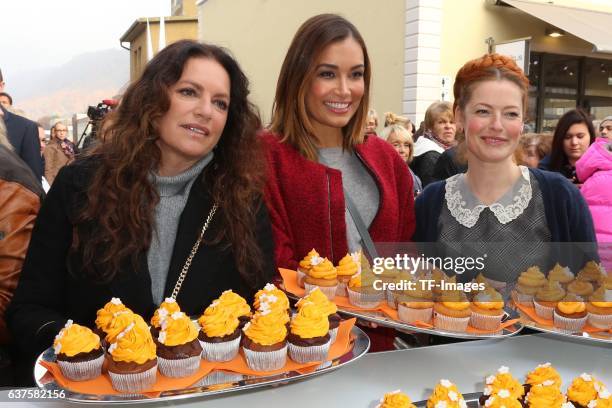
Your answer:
[372,363,611,407]
[34,285,370,403]
[511,261,612,344]
[279,249,524,340]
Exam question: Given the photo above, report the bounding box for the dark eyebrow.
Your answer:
[176,80,230,99]
[315,63,365,70]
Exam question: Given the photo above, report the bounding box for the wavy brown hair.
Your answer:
[72,40,266,287]
[269,14,371,161]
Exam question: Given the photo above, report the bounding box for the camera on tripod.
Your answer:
[79,99,118,150]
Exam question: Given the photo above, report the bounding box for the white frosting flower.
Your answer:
[448,391,458,401]
[117,322,134,340]
[440,379,452,388]
[599,388,611,399]
[537,362,551,368]
[110,298,122,305]
[310,256,324,266]
[498,389,510,398]
[171,311,183,320]
[484,386,492,396]
[210,300,220,308]
[242,322,251,332]
[158,331,167,344]
[435,402,447,408]
[498,366,509,374]
[108,343,117,354]
[588,401,597,408]
[264,283,276,291]
[581,373,593,382]
[543,380,555,386]
[486,375,495,385]
[163,297,176,304]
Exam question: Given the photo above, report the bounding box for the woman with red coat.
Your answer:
[261,15,415,350]
[261,13,415,271]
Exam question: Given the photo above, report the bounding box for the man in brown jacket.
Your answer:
[0,120,44,384]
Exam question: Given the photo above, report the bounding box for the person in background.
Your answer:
[365,108,378,135]
[539,108,595,184]
[8,40,275,384]
[414,54,596,284]
[576,138,612,271]
[0,105,43,181]
[383,112,414,135]
[599,115,612,140]
[35,123,50,192]
[0,116,44,386]
[0,92,12,108]
[380,113,422,195]
[515,133,552,168]
[42,121,75,185]
[410,101,457,186]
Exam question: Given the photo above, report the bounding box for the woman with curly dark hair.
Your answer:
[8,40,275,381]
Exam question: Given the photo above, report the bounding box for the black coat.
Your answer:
[1,106,43,180]
[7,159,275,367]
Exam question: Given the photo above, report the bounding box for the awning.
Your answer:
[502,0,612,53]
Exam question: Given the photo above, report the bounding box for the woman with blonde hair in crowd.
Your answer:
[261,14,415,350]
[515,132,552,168]
[410,100,457,186]
[365,108,378,135]
[380,112,422,195]
[383,111,414,134]
[43,121,75,185]
[414,53,596,284]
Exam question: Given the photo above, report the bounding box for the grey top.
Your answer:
[318,147,380,253]
[148,153,213,304]
[438,166,551,284]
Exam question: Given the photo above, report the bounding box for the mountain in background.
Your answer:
[8,48,129,122]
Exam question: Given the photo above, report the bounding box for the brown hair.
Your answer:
[453,53,529,117]
[269,14,371,161]
[72,40,266,287]
[549,108,596,171]
[424,101,453,131]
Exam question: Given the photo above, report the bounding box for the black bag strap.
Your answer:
[344,189,379,260]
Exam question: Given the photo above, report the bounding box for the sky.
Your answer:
[0,0,172,82]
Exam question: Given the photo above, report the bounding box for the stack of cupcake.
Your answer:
[242,300,288,371]
[297,248,320,289]
[433,289,471,333]
[376,390,417,408]
[198,298,242,362]
[513,266,547,306]
[53,320,104,381]
[287,302,331,363]
[303,256,338,300]
[426,379,468,408]
[155,310,202,377]
[106,316,157,392]
[346,270,384,309]
[335,252,360,297]
[470,287,506,331]
[296,287,341,343]
[523,362,566,408]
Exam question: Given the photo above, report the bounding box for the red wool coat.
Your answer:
[261,131,415,270]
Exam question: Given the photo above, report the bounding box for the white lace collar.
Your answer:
[444,166,532,228]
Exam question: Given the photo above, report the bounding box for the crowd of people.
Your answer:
[0,13,611,387]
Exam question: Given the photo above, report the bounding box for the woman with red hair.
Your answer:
[413,54,596,284]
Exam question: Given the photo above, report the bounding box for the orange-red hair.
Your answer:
[453,53,529,116]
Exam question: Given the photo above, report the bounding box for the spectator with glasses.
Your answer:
[43,122,75,185]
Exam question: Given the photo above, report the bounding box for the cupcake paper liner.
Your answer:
[329,326,339,344]
[157,355,201,378]
[533,300,555,320]
[57,353,104,381]
[304,283,337,301]
[397,304,433,324]
[433,312,470,332]
[335,281,348,297]
[199,335,241,362]
[242,344,288,372]
[297,269,307,288]
[346,287,383,309]
[108,364,157,393]
[553,311,587,333]
[469,311,503,331]
[386,290,398,309]
[513,291,534,306]
[587,313,612,330]
[288,339,331,364]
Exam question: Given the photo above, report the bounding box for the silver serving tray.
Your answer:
[413,392,481,407]
[514,307,612,345]
[35,326,370,404]
[285,293,524,340]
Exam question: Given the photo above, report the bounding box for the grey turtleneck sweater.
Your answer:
[148,154,213,304]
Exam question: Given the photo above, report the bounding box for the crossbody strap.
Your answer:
[344,189,379,260]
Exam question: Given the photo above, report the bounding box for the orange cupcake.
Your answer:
[433,290,471,332]
[567,280,595,299]
[547,263,575,289]
[586,286,612,329]
[397,284,434,324]
[297,248,320,288]
[577,261,606,287]
[303,257,338,300]
[469,287,505,331]
[533,280,565,320]
[335,252,360,297]
[553,294,587,333]
[514,266,547,305]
